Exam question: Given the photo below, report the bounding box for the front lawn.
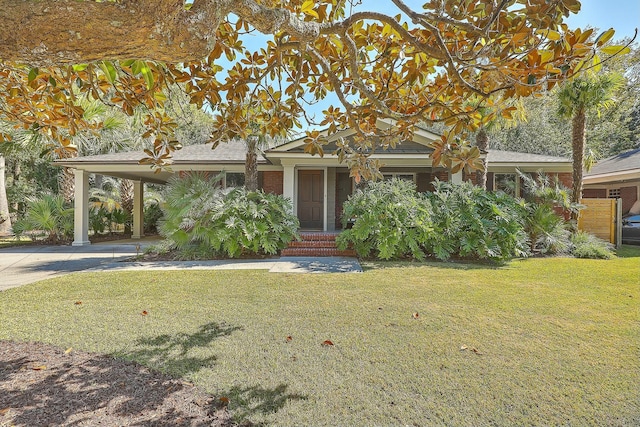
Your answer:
[1,248,639,426]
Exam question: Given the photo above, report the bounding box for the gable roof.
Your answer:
[487,150,570,164]
[269,118,441,153]
[586,148,640,176]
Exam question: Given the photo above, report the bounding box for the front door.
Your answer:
[298,170,324,229]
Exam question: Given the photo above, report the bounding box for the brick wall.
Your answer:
[621,186,639,214]
[556,173,572,189]
[433,170,449,182]
[583,188,606,198]
[261,171,283,195]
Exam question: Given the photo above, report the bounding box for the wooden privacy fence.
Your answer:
[578,198,622,246]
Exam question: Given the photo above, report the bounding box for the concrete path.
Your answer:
[0,241,362,291]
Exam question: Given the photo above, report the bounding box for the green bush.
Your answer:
[337,178,434,260]
[12,194,74,243]
[337,179,529,262]
[424,181,529,261]
[143,202,163,234]
[571,231,615,259]
[518,171,577,255]
[160,172,299,259]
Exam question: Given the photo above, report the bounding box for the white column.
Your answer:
[450,170,463,184]
[72,169,90,246]
[132,180,144,239]
[283,164,295,214]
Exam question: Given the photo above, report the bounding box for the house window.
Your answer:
[608,188,621,199]
[382,173,415,182]
[494,173,517,196]
[225,172,245,188]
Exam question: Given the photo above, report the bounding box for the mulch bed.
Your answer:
[0,341,234,427]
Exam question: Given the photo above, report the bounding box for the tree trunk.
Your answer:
[0,155,12,235]
[59,167,75,205]
[571,108,586,220]
[475,127,489,190]
[11,157,20,212]
[120,179,134,235]
[245,137,259,192]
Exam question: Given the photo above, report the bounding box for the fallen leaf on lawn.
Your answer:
[460,345,468,351]
[321,340,334,346]
[74,301,82,305]
[0,408,10,416]
[31,365,47,371]
[218,397,230,407]
[64,347,73,354]
[286,336,293,342]
[141,310,148,316]
[412,312,420,319]
[471,348,483,355]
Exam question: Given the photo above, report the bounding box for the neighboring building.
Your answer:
[583,148,640,215]
[56,121,572,245]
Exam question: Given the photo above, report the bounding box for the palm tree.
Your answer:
[557,73,622,213]
[0,154,9,235]
[0,125,42,235]
[471,99,525,189]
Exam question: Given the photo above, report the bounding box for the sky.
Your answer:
[566,0,639,39]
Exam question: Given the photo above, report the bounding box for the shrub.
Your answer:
[424,181,529,261]
[160,172,299,258]
[12,194,73,243]
[143,202,163,234]
[571,231,615,259]
[337,178,434,260]
[337,179,529,262]
[518,171,577,255]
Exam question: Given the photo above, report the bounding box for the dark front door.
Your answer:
[298,170,324,229]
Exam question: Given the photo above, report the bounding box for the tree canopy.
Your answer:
[0,0,634,179]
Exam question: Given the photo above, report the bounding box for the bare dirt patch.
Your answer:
[0,341,232,426]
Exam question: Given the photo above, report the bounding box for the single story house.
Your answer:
[56,120,573,246]
[583,147,640,215]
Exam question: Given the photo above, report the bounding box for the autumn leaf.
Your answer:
[74,301,82,305]
[286,336,293,342]
[218,397,230,407]
[412,312,420,319]
[64,347,73,354]
[141,310,148,316]
[321,340,334,346]
[31,365,47,371]
[460,345,468,351]
[0,408,10,416]
[471,348,483,355]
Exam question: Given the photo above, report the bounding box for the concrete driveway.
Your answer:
[0,240,362,291]
[0,241,148,291]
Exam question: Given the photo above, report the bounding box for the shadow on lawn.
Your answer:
[362,258,506,271]
[221,383,307,425]
[122,321,243,377]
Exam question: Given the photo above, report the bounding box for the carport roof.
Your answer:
[56,140,268,165]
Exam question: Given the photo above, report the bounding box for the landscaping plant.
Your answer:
[571,231,616,259]
[518,171,578,255]
[338,179,529,262]
[337,178,434,260]
[160,172,299,258]
[12,194,73,243]
[424,180,529,261]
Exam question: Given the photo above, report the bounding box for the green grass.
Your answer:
[0,236,32,248]
[1,249,639,426]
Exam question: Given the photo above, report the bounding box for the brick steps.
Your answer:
[281,232,356,257]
